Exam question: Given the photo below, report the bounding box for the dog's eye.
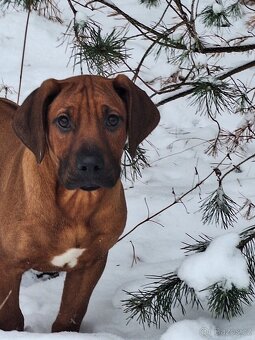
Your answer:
[56,115,71,131]
[105,114,121,129]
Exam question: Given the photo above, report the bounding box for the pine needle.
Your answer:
[200,185,239,229]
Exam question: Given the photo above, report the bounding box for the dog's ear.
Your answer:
[13,79,60,163]
[113,74,160,158]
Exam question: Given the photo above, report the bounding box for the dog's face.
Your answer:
[47,78,127,191]
[12,75,160,191]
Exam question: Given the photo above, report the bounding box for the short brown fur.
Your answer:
[0,75,159,332]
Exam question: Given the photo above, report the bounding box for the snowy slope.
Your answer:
[0,1,255,339]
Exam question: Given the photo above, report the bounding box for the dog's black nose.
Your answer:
[77,154,104,174]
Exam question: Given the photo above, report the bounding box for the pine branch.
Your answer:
[156,60,255,107]
[190,79,238,116]
[201,4,231,28]
[124,226,255,328]
[122,145,150,181]
[182,225,255,289]
[64,19,128,75]
[122,273,202,328]
[182,225,255,255]
[77,0,255,55]
[207,283,253,320]
[239,226,255,286]
[72,0,162,37]
[182,234,212,254]
[0,0,62,21]
[200,185,239,229]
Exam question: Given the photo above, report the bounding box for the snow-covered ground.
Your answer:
[0,1,255,339]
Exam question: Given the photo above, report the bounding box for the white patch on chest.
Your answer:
[51,248,86,268]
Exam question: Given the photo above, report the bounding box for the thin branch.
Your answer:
[221,152,255,182]
[118,153,230,242]
[156,60,255,107]
[73,0,160,36]
[67,0,77,15]
[196,43,255,54]
[119,148,255,242]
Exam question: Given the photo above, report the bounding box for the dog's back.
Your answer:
[0,98,19,148]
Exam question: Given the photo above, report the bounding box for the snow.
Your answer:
[178,233,250,298]
[0,0,255,339]
[212,3,224,14]
[160,318,216,340]
[0,331,123,340]
[161,317,255,340]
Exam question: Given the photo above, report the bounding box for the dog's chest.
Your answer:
[6,218,104,271]
[40,222,100,271]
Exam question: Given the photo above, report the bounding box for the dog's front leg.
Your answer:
[52,255,107,332]
[0,265,24,331]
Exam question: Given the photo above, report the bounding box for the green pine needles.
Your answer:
[0,0,38,10]
[200,185,239,229]
[122,146,150,181]
[123,273,202,328]
[0,0,61,20]
[207,283,253,320]
[190,79,238,117]
[201,5,231,28]
[201,2,243,28]
[68,20,128,76]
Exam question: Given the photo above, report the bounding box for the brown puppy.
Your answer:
[0,74,159,332]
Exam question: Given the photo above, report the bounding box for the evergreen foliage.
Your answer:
[200,185,239,229]
[0,0,61,21]
[123,273,202,328]
[201,5,231,28]
[190,79,239,117]
[67,19,128,75]
[122,146,150,181]
[207,283,253,320]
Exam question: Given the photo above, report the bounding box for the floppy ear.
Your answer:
[12,79,60,163]
[113,74,160,158]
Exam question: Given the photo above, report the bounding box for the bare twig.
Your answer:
[118,153,230,242]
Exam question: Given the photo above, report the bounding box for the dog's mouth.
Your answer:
[80,185,100,192]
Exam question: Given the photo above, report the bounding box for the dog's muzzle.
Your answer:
[59,147,120,191]
[76,153,105,191]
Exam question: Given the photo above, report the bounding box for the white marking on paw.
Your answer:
[51,248,86,268]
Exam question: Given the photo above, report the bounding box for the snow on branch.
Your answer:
[123,229,255,327]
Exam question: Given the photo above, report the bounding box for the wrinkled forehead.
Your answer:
[49,76,126,115]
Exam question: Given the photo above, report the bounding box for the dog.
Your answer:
[0,74,160,332]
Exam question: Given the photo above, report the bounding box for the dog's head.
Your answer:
[13,75,160,191]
